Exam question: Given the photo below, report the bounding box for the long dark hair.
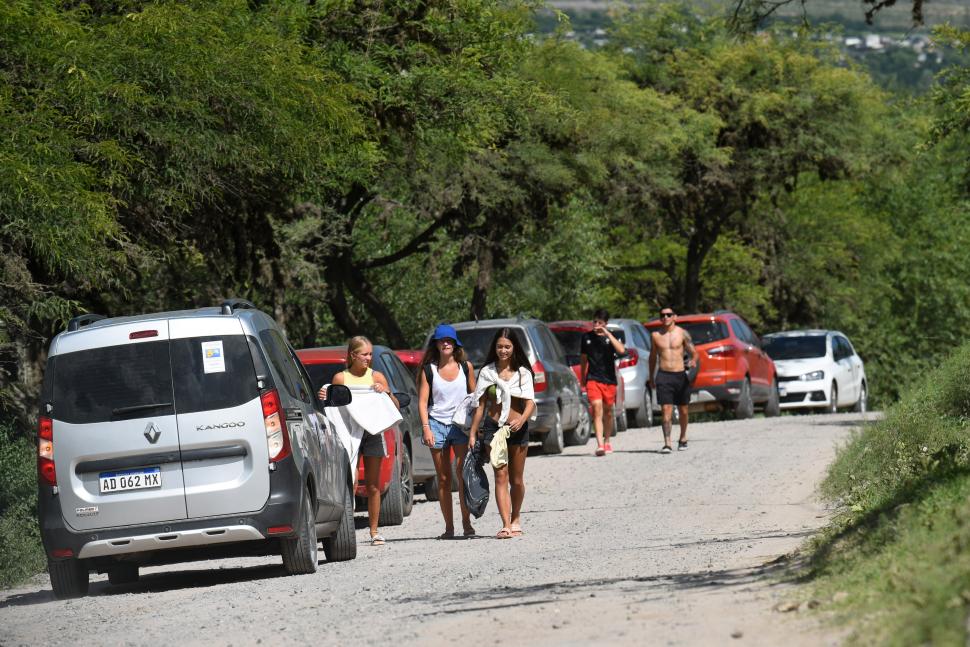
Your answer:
[420,336,466,369]
[483,328,533,376]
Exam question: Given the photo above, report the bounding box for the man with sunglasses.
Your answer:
[648,308,698,453]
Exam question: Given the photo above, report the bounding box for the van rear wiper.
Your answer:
[111,402,173,416]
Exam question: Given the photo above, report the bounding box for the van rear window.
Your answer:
[51,341,175,424]
[50,336,258,423]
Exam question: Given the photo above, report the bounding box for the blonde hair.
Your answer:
[345,335,372,367]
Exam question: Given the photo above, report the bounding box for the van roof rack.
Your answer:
[67,314,106,332]
[220,299,257,315]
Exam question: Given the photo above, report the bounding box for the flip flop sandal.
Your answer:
[371,534,386,546]
[509,526,523,536]
[437,531,456,540]
[495,528,513,539]
[463,528,476,537]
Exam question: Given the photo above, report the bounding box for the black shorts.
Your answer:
[360,431,387,458]
[481,417,530,447]
[656,370,691,406]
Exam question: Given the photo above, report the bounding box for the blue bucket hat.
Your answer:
[432,323,462,347]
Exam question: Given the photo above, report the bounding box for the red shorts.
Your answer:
[586,380,617,407]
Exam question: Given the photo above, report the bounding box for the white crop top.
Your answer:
[429,363,468,424]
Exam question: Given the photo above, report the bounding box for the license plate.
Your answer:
[99,467,162,493]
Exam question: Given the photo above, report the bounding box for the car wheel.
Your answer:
[634,391,654,428]
[423,476,440,502]
[280,489,318,575]
[734,378,754,420]
[49,558,89,599]
[542,409,565,454]
[378,454,405,526]
[764,378,780,418]
[400,445,414,518]
[853,383,867,414]
[107,562,139,586]
[322,480,357,562]
[827,383,838,414]
[565,405,591,446]
[614,404,628,433]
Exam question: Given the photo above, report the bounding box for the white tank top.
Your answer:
[429,362,467,424]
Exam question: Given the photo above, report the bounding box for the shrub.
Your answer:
[0,423,45,587]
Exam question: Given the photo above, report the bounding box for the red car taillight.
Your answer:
[617,348,639,369]
[38,416,56,486]
[706,344,740,358]
[261,389,291,462]
[532,361,547,393]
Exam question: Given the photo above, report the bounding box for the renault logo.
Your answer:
[144,422,161,444]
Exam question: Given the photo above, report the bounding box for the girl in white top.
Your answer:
[468,328,536,539]
[418,324,477,539]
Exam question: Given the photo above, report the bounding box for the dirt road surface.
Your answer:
[0,413,868,646]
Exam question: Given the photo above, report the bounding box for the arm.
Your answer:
[507,399,536,432]
[317,370,344,400]
[580,353,589,387]
[417,369,434,447]
[372,371,399,409]
[683,330,698,369]
[466,361,477,393]
[604,329,625,356]
[468,399,487,447]
[648,334,658,389]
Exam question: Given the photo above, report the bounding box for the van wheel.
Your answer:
[634,391,654,428]
[542,409,565,454]
[565,405,591,446]
[107,563,139,585]
[764,379,781,418]
[280,490,318,575]
[734,378,754,420]
[853,383,867,414]
[322,482,357,562]
[379,456,405,526]
[400,445,414,518]
[49,558,89,599]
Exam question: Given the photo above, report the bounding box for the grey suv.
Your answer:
[440,318,585,454]
[37,300,357,599]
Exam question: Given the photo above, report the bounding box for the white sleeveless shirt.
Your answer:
[429,362,468,424]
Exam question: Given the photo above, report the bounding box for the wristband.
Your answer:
[422,423,431,428]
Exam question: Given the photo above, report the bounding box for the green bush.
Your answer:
[806,341,970,644]
[0,423,45,588]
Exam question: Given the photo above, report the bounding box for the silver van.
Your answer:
[37,300,357,599]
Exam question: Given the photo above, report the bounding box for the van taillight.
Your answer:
[38,416,56,486]
[617,348,639,369]
[260,389,291,462]
[532,361,547,393]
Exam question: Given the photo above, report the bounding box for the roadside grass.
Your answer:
[0,423,45,588]
[801,343,970,644]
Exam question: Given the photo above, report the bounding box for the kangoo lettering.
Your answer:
[196,421,245,431]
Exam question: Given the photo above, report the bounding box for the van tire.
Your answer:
[323,482,357,562]
[542,410,565,454]
[401,445,414,518]
[280,491,318,575]
[107,563,139,585]
[565,405,591,446]
[379,457,405,526]
[49,558,89,599]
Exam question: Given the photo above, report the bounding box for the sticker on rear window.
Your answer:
[201,340,226,374]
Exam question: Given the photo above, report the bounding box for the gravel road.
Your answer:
[0,413,868,646]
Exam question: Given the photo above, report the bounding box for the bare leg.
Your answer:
[430,448,454,535]
[678,405,689,443]
[363,455,383,537]
[493,464,512,531]
[603,403,614,445]
[452,443,474,534]
[661,404,674,448]
[591,400,604,448]
[508,445,528,533]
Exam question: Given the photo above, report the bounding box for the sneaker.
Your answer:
[595,445,606,457]
[660,445,672,454]
[678,440,688,451]
[605,443,613,454]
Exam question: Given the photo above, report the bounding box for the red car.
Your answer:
[295,347,412,525]
[547,321,625,440]
[644,311,779,419]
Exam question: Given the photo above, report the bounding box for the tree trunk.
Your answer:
[470,234,494,321]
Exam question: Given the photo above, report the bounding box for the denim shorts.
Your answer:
[429,417,469,450]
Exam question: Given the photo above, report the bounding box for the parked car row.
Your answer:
[35,301,867,599]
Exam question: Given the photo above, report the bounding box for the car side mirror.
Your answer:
[394,392,412,409]
[321,384,352,407]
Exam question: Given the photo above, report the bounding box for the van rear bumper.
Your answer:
[39,456,304,562]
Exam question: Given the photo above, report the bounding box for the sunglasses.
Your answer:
[660,312,675,318]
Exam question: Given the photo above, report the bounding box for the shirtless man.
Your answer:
[648,308,698,453]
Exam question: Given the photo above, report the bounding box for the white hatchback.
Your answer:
[762,330,867,413]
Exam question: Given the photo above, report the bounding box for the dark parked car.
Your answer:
[438,318,585,454]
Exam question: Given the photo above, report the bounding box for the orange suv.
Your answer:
[644,311,780,419]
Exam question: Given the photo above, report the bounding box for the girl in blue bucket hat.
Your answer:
[418,323,477,538]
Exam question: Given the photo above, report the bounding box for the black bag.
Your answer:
[462,439,489,519]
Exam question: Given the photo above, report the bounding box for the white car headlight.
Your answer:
[800,370,825,381]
